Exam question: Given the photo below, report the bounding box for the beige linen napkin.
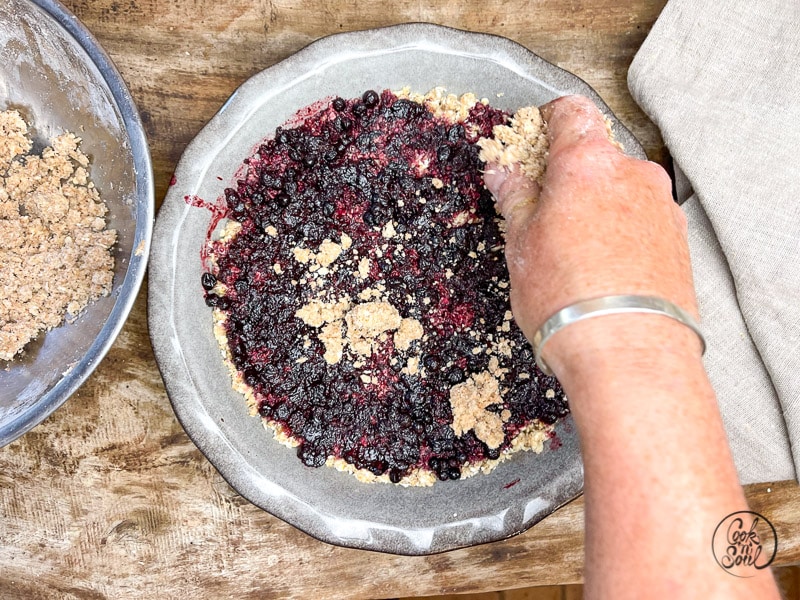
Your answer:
[627,0,800,484]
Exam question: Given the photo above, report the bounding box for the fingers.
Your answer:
[483,162,540,220]
[540,96,620,160]
[484,96,618,219]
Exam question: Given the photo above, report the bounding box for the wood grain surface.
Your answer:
[2,1,798,598]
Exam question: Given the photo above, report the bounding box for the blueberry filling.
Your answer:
[204,90,569,482]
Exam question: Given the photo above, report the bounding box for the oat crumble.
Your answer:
[477,106,549,183]
[0,110,117,361]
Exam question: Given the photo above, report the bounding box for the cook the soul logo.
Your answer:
[712,511,777,577]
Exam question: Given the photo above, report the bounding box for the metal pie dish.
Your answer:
[149,23,643,555]
[0,0,153,446]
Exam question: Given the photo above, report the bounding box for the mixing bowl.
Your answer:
[0,0,153,446]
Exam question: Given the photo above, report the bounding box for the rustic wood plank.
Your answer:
[3,1,798,599]
[777,566,800,599]
[67,0,669,205]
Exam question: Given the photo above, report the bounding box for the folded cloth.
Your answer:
[627,0,800,484]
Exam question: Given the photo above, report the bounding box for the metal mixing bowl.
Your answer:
[0,0,153,446]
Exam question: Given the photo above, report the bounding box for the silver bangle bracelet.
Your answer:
[532,295,706,376]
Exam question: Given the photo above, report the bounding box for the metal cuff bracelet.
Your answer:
[532,295,706,376]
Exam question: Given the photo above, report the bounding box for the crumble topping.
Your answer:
[449,371,506,450]
[0,110,116,361]
[356,257,370,279]
[319,320,345,365]
[295,298,350,329]
[477,106,549,183]
[292,237,347,269]
[394,317,423,351]
[397,86,485,124]
[0,110,31,170]
[477,104,622,183]
[296,294,422,367]
[345,300,402,357]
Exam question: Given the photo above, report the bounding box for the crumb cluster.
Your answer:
[291,229,425,371]
[476,106,549,183]
[0,110,116,361]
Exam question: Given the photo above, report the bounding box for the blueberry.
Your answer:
[446,368,465,385]
[362,90,380,107]
[259,172,277,188]
[204,293,229,310]
[333,116,352,132]
[486,446,501,460]
[423,355,441,371]
[298,445,327,468]
[224,189,241,212]
[274,403,291,421]
[389,99,417,119]
[355,133,371,150]
[332,97,346,112]
[201,272,217,290]
[362,209,376,227]
[447,124,465,142]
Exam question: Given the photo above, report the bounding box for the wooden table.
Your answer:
[2,1,798,598]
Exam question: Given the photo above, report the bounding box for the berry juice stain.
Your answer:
[184,194,228,268]
[200,89,569,482]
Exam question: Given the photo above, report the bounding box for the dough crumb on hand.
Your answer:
[477,101,621,185]
[477,106,549,183]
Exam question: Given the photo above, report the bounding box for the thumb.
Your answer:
[483,162,540,221]
[540,95,619,159]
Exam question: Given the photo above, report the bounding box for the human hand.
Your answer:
[484,96,700,371]
[487,98,779,600]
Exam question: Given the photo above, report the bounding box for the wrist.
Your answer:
[544,313,721,471]
[543,313,707,395]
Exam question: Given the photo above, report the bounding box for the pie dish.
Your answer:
[149,23,644,555]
